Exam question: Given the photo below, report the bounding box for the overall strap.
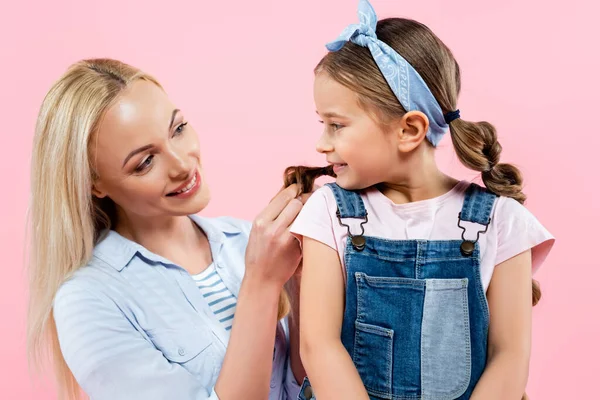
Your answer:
[460,183,497,224]
[325,183,367,218]
[325,183,368,251]
[458,183,498,256]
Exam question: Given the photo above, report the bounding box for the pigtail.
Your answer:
[283,165,336,194]
[449,119,540,306]
[449,119,525,203]
[275,165,336,320]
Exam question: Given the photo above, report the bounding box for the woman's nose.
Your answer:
[167,150,191,180]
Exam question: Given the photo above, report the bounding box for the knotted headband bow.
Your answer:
[326,0,460,146]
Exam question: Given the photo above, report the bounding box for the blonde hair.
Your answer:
[28,59,161,399]
[28,59,291,399]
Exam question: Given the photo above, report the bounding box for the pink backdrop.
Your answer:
[1,0,598,398]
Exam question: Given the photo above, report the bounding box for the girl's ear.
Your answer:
[395,111,429,153]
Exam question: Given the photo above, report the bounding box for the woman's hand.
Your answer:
[218,184,310,399]
[245,184,304,287]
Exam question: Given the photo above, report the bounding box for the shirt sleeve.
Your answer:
[280,316,302,400]
[494,197,555,273]
[53,281,220,400]
[290,186,337,251]
[283,357,302,400]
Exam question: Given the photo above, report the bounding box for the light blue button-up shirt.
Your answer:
[53,215,301,400]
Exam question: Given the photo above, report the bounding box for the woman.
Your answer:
[28,58,305,399]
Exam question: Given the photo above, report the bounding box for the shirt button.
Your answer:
[178,348,185,356]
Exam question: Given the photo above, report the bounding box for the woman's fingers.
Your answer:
[256,184,300,225]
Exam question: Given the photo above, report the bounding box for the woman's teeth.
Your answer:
[173,173,197,194]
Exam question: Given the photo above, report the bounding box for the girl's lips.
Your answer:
[332,164,347,174]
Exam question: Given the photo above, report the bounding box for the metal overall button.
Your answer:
[303,385,314,399]
[336,209,368,252]
[457,212,491,257]
[351,235,366,251]
[460,240,476,256]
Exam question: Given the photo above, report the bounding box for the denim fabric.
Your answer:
[300,183,496,400]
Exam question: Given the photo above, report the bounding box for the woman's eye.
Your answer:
[135,155,154,172]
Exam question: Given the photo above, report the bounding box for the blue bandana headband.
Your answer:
[326,0,460,146]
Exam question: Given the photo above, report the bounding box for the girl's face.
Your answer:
[92,80,210,223]
[313,72,401,190]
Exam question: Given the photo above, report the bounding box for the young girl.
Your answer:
[290,1,554,399]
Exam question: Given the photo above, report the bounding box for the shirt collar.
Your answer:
[93,215,242,272]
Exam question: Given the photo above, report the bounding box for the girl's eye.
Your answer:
[174,122,188,136]
[318,120,343,131]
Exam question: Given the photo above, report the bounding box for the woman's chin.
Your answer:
[181,192,211,216]
[164,184,211,216]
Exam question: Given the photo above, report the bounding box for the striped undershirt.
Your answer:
[192,264,237,332]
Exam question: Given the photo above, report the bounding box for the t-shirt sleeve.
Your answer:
[290,186,337,251]
[494,197,555,273]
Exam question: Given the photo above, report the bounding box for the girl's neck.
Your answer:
[378,149,459,205]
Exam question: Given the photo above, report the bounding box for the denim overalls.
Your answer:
[299,182,497,400]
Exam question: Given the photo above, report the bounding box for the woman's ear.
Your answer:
[395,111,429,153]
[92,181,107,198]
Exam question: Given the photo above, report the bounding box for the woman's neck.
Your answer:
[114,213,205,258]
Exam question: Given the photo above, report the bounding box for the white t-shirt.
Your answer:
[291,181,554,291]
[192,263,237,333]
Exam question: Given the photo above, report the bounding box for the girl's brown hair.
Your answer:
[311,17,540,306]
[285,18,537,399]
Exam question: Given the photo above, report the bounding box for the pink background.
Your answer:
[1,0,598,398]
